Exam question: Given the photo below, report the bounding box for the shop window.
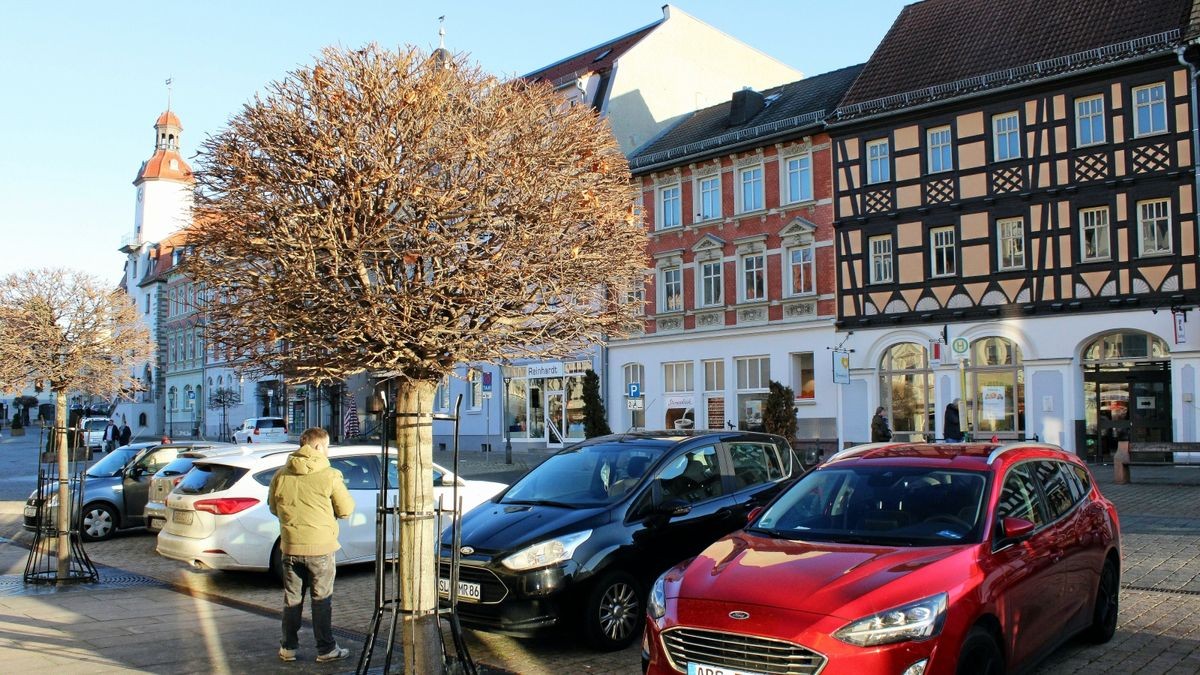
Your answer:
[790,352,815,401]
[965,337,1024,438]
[735,356,770,431]
[878,343,932,442]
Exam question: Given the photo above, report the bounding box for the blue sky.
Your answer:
[0,0,909,284]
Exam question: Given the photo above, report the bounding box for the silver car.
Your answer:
[145,444,295,532]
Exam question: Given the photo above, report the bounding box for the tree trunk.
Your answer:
[393,380,442,674]
[55,390,70,582]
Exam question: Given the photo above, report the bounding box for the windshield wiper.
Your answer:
[501,499,579,509]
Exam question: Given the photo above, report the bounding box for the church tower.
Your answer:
[131,110,193,246]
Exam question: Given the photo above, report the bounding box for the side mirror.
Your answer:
[746,506,763,524]
[658,499,692,518]
[1000,517,1036,540]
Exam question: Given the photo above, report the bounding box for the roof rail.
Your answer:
[986,442,1069,465]
[826,442,898,463]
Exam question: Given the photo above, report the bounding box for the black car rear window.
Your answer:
[177,464,248,495]
[258,419,285,429]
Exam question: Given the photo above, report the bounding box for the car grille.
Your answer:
[661,628,826,675]
[437,561,508,604]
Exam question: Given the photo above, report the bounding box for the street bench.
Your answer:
[1114,441,1200,483]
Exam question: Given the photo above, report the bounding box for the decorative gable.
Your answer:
[780,216,818,247]
[691,234,726,262]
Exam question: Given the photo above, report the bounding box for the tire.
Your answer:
[956,626,1004,675]
[1086,559,1119,643]
[269,540,284,584]
[583,570,643,651]
[80,503,118,542]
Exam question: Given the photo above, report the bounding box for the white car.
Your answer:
[80,417,112,450]
[231,417,288,444]
[156,445,506,577]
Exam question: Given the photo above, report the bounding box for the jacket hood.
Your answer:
[286,445,330,475]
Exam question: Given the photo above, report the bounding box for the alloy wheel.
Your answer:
[598,580,639,641]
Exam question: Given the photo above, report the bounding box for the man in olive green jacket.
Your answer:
[268,427,354,662]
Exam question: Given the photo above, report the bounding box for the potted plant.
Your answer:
[10,413,24,437]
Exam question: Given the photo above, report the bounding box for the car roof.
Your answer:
[825,442,1079,469]
[195,444,454,473]
[577,429,788,450]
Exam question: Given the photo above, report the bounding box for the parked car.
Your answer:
[144,444,296,532]
[642,441,1121,675]
[156,445,506,578]
[232,417,288,444]
[23,441,234,541]
[440,430,801,651]
[79,416,112,450]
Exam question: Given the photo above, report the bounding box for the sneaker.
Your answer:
[316,646,350,662]
[278,647,297,662]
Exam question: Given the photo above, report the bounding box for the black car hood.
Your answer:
[451,501,609,556]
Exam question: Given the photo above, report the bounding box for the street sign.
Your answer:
[627,382,641,398]
[951,337,969,361]
[481,372,493,399]
[626,398,645,410]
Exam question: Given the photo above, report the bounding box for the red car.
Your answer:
[643,442,1120,675]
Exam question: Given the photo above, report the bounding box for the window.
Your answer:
[1138,199,1172,256]
[927,126,953,173]
[930,227,956,277]
[735,356,770,431]
[785,154,813,203]
[698,175,721,221]
[741,253,766,301]
[700,261,723,307]
[866,139,890,183]
[624,363,645,428]
[144,293,150,314]
[1032,461,1075,520]
[624,281,645,317]
[703,359,724,391]
[998,218,1025,270]
[996,464,1047,527]
[1080,207,1110,261]
[1075,95,1105,146]
[869,236,893,283]
[788,245,814,296]
[657,445,723,504]
[661,267,683,312]
[663,361,694,393]
[658,185,681,229]
[790,352,815,400]
[992,112,1020,161]
[736,356,770,390]
[467,369,482,411]
[728,442,785,490]
[331,456,378,490]
[435,376,450,411]
[879,343,933,442]
[1133,83,1167,137]
[966,337,1025,438]
[739,166,764,212]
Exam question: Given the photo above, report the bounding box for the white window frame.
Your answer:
[696,174,722,222]
[735,356,770,391]
[1075,95,1106,147]
[784,153,813,204]
[930,227,956,278]
[623,280,645,317]
[927,126,953,173]
[790,351,816,401]
[866,139,890,184]
[869,235,893,284]
[660,266,683,313]
[699,260,723,307]
[663,361,695,393]
[1138,198,1172,256]
[741,253,766,302]
[467,369,482,411]
[997,217,1026,271]
[1080,207,1111,262]
[787,244,815,296]
[703,359,724,392]
[738,165,764,213]
[1133,83,1167,137]
[435,376,451,412]
[993,112,1021,161]
[658,184,682,230]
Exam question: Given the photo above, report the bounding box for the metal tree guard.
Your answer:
[24,422,99,585]
[357,394,476,674]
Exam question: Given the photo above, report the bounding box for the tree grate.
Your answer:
[1122,584,1200,597]
[0,570,166,597]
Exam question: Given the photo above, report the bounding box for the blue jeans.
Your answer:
[281,552,337,653]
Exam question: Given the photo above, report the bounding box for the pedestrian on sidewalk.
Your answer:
[119,420,132,447]
[871,406,892,442]
[943,401,963,442]
[102,420,118,452]
[267,427,354,663]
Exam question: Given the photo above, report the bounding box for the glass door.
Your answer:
[546,392,566,448]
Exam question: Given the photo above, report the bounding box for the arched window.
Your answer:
[1082,331,1168,364]
[624,363,645,429]
[138,412,147,427]
[879,342,932,441]
[966,337,1024,438]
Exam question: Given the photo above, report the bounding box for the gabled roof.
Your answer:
[836,0,1190,120]
[138,231,189,287]
[629,64,864,173]
[522,19,661,87]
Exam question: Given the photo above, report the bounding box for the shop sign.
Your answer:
[981,386,1006,421]
[665,395,695,409]
[526,362,564,378]
[1175,310,1187,345]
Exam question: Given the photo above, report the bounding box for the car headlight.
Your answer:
[648,572,668,620]
[834,593,948,647]
[500,530,592,571]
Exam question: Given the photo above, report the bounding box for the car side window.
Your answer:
[254,468,279,486]
[1069,463,1091,497]
[727,442,784,490]
[655,445,723,505]
[140,448,179,473]
[995,464,1047,527]
[1032,460,1075,519]
[331,456,377,490]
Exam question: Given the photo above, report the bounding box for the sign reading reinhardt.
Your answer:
[526,362,564,378]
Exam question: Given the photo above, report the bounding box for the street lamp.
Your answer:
[503,375,513,465]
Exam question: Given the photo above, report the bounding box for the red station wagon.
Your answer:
[643,442,1120,675]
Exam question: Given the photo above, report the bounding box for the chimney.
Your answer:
[728,87,764,126]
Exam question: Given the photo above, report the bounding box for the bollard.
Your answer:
[1113,440,1130,484]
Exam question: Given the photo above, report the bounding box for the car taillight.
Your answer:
[254,427,260,435]
[193,498,260,515]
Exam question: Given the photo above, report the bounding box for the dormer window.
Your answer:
[172,249,181,266]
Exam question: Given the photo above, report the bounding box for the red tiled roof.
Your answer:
[523,20,660,86]
[138,231,190,287]
[156,110,182,127]
[135,149,193,184]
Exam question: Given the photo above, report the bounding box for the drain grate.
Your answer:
[1122,584,1200,597]
[0,569,167,597]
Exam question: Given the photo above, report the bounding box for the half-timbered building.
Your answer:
[829,0,1197,456]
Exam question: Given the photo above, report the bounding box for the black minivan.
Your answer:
[440,430,800,650]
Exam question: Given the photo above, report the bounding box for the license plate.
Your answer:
[438,577,481,602]
[24,505,36,518]
[171,510,193,525]
[688,663,765,675]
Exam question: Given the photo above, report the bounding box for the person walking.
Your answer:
[102,420,118,453]
[871,406,892,442]
[943,400,964,442]
[267,427,354,663]
[119,421,132,447]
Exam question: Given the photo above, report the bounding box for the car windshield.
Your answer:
[500,442,663,508]
[86,448,139,477]
[752,465,989,546]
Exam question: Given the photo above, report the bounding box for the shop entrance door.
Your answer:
[546,392,566,449]
[1084,362,1170,462]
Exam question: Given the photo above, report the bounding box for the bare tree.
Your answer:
[184,45,645,671]
[207,386,242,441]
[0,269,153,580]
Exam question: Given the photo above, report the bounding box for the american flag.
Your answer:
[343,394,361,438]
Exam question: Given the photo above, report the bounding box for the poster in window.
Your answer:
[981,386,1006,421]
